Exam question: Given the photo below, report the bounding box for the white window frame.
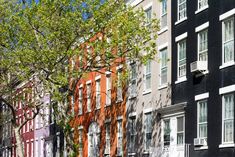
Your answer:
[160,0,167,29]
[129,62,137,98]
[117,119,123,156]
[105,122,111,155]
[143,60,151,93]
[159,48,168,86]
[78,85,83,115]
[144,3,152,26]
[222,93,234,144]
[116,69,123,102]
[95,78,101,109]
[129,115,136,153]
[177,116,185,145]
[197,29,208,62]
[106,72,112,106]
[86,81,91,112]
[177,39,187,80]
[177,0,187,21]
[197,100,208,141]
[196,0,208,13]
[221,16,234,66]
[144,111,152,151]
[78,128,83,157]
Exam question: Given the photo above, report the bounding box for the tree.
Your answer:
[0,0,159,156]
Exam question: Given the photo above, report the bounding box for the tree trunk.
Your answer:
[14,127,24,157]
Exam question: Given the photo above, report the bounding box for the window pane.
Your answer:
[223,17,234,63]
[178,40,186,77]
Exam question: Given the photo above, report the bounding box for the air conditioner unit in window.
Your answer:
[194,138,207,146]
[190,61,207,73]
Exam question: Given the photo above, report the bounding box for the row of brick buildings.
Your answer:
[1,0,235,157]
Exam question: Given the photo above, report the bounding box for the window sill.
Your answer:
[143,90,152,95]
[95,107,101,110]
[116,99,123,103]
[158,84,168,90]
[194,145,208,150]
[195,5,209,14]
[105,104,111,107]
[219,143,235,148]
[128,153,136,156]
[142,151,150,155]
[219,61,235,69]
[175,17,187,25]
[175,76,187,84]
[158,27,168,35]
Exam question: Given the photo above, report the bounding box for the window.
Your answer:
[222,93,234,143]
[31,140,34,157]
[177,40,186,78]
[105,123,111,155]
[117,120,123,156]
[79,129,83,157]
[87,83,91,112]
[71,95,74,114]
[198,29,208,62]
[144,60,151,92]
[161,0,167,28]
[78,86,83,115]
[129,117,136,153]
[197,0,208,10]
[96,80,101,109]
[145,6,152,25]
[160,48,168,85]
[129,63,137,98]
[56,134,60,157]
[163,119,170,146]
[177,0,187,21]
[197,100,207,141]
[222,17,234,64]
[106,74,112,106]
[177,117,184,145]
[117,70,123,102]
[144,112,152,151]
[26,142,29,157]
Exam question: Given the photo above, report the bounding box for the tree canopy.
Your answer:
[0,0,159,156]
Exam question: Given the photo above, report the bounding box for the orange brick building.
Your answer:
[70,36,127,157]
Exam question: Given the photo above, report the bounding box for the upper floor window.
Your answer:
[161,0,167,28]
[117,69,123,102]
[160,48,168,85]
[129,63,137,98]
[105,122,111,155]
[198,29,208,61]
[106,73,112,106]
[222,17,234,65]
[117,119,123,156]
[96,79,101,109]
[197,0,208,10]
[78,86,83,115]
[145,6,152,25]
[177,0,187,21]
[144,60,151,92]
[177,40,187,78]
[78,129,83,157]
[222,93,234,143]
[86,83,91,112]
[197,100,208,141]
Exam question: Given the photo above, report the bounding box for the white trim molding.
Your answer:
[219,85,235,95]
[195,92,209,101]
[158,42,168,51]
[117,116,123,121]
[219,143,235,148]
[143,108,153,114]
[95,75,101,81]
[175,32,188,42]
[86,80,91,85]
[195,22,209,32]
[129,112,137,118]
[219,8,235,21]
[175,76,187,84]
[143,2,153,10]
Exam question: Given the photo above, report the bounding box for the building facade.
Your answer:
[171,0,235,157]
[126,0,172,157]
